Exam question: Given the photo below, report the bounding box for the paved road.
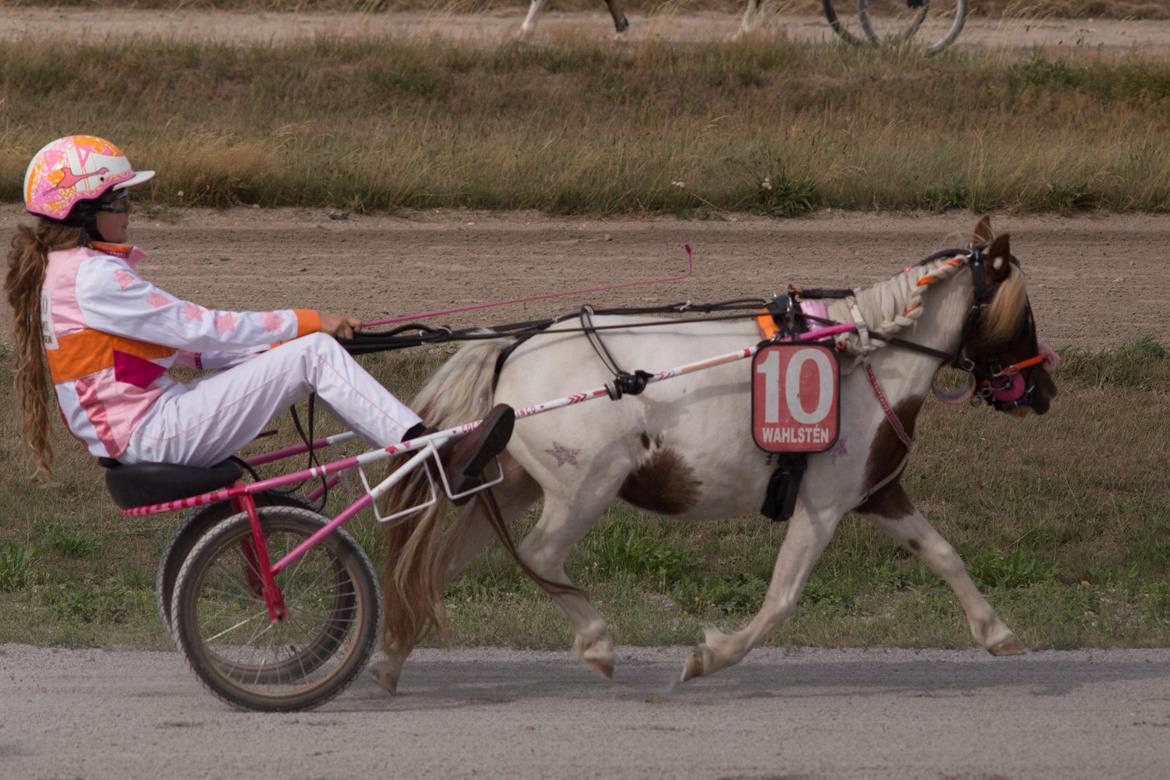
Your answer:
[3,644,1170,779]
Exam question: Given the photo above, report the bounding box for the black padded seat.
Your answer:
[99,457,243,509]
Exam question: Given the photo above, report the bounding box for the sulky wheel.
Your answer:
[821,0,866,45]
[858,0,969,52]
[171,506,380,712]
[155,491,314,644]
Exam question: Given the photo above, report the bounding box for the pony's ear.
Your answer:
[973,216,994,244]
[985,233,1012,283]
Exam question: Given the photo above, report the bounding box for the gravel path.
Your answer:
[3,207,1164,351]
[3,644,1170,779]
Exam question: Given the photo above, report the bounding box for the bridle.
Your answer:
[865,245,1048,413]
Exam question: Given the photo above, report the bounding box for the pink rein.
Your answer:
[361,244,694,328]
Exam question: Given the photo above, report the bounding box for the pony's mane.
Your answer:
[826,254,1027,352]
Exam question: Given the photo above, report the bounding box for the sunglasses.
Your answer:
[97,190,132,214]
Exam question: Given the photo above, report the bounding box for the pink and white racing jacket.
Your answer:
[41,242,321,460]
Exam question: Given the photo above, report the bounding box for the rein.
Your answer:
[342,245,1045,411]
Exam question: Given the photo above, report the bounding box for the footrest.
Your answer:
[100,458,243,509]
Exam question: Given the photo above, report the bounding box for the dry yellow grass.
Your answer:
[3,36,1170,215]
[6,0,1169,18]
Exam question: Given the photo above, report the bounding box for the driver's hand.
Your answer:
[320,313,362,340]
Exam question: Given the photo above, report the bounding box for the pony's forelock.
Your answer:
[979,264,1027,346]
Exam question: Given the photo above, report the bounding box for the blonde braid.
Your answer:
[5,221,82,478]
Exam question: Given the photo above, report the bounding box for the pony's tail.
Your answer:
[4,222,81,479]
[379,338,508,652]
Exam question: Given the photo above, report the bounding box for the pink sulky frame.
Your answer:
[125,322,857,623]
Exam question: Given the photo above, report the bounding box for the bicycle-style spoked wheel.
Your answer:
[171,506,380,711]
[821,0,865,45]
[858,0,968,52]
[155,491,314,644]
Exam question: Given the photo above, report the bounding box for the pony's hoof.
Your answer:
[988,636,1027,656]
[368,660,400,694]
[681,648,704,682]
[584,656,615,680]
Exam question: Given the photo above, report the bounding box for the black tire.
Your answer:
[858,0,969,52]
[155,491,313,643]
[821,0,865,45]
[171,506,380,712]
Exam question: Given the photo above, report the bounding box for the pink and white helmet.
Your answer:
[23,135,155,221]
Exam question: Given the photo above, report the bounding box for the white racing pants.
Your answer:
[122,333,422,467]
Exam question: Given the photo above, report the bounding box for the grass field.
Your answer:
[2,339,1168,651]
[3,36,1170,215]
[8,0,1170,21]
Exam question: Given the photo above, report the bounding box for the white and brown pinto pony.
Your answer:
[372,217,1057,692]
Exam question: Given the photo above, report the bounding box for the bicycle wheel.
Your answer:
[171,506,380,711]
[858,0,968,52]
[155,491,313,643]
[821,0,865,46]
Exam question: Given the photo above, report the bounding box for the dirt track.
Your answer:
[3,643,1170,779]
[2,207,1164,350]
[5,7,1170,51]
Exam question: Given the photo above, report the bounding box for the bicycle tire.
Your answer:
[821,0,865,45]
[155,491,313,643]
[171,506,380,711]
[858,0,968,52]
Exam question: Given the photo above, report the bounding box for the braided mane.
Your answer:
[826,255,967,354]
[826,254,1028,354]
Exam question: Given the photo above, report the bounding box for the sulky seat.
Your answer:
[99,457,243,509]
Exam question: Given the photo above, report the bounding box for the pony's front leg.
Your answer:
[518,494,617,679]
[519,0,547,35]
[737,0,761,37]
[859,483,1024,655]
[682,504,841,681]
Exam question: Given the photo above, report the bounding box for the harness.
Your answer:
[339,245,1047,523]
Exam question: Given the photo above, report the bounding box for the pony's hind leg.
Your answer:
[604,0,630,33]
[683,502,842,681]
[372,462,541,693]
[858,483,1024,655]
[517,492,618,679]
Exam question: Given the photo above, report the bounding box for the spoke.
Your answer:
[203,608,269,643]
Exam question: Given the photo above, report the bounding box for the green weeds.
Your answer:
[0,543,36,591]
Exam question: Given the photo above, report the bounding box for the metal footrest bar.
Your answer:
[357,446,437,525]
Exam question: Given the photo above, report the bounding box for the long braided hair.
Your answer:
[5,220,84,477]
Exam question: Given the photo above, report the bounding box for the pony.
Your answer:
[520,0,630,36]
[371,217,1057,692]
